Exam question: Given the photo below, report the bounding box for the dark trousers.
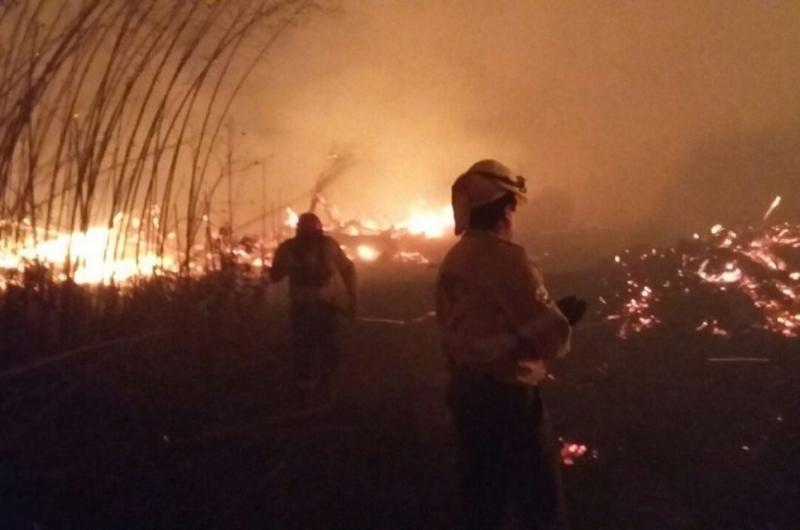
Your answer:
[448,373,567,530]
[290,303,342,385]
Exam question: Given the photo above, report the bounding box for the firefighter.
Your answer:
[436,159,586,530]
[270,212,356,400]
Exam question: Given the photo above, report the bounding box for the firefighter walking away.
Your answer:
[271,212,357,402]
[436,159,586,530]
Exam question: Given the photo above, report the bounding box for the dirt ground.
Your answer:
[1,265,799,529]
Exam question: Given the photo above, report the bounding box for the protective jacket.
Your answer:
[436,230,570,383]
[271,234,356,314]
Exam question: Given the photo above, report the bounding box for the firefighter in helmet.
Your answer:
[436,159,586,530]
[270,212,356,398]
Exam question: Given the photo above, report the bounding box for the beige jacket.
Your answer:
[436,230,570,382]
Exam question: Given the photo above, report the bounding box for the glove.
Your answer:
[556,295,587,326]
[515,359,548,386]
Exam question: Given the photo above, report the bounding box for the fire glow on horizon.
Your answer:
[283,202,455,264]
[283,203,454,241]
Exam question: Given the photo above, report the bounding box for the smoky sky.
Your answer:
[229,0,800,241]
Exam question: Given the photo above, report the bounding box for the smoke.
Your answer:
[229,0,800,243]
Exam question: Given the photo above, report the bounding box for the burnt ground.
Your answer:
[1,265,800,530]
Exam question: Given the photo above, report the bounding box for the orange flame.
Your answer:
[356,244,380,262]
[0,221,176,285]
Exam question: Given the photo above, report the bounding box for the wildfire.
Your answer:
[688,224,800,337]
[0,219,176,285]
[282,200,453,264]
[285,203,453,239]
[603,198,800,339]
[13,192,795,341]
[356,244,380,262]
[395,205,454,239]
[0,199,452,288]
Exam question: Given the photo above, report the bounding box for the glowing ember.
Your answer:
[560,441,593,466]
[696,319,730,338]
[603,198,800,338]
[617,280,660,338]
[394,251,431,265]
[697,260,743,284]
[763,195,782,222]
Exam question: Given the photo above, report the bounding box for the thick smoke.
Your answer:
[231,0,800,244]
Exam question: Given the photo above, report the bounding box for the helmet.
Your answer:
[452,159,528,235]
[296,212,323,237]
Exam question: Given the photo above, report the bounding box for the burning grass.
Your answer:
[0,197,452,290]
[600,218,800,339]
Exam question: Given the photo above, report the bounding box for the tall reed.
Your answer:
[0,0,317,282]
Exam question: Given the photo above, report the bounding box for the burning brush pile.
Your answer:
[283,197,454,266]
[599,199,800,340]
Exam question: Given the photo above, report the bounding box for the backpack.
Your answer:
[291,236,335,289]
